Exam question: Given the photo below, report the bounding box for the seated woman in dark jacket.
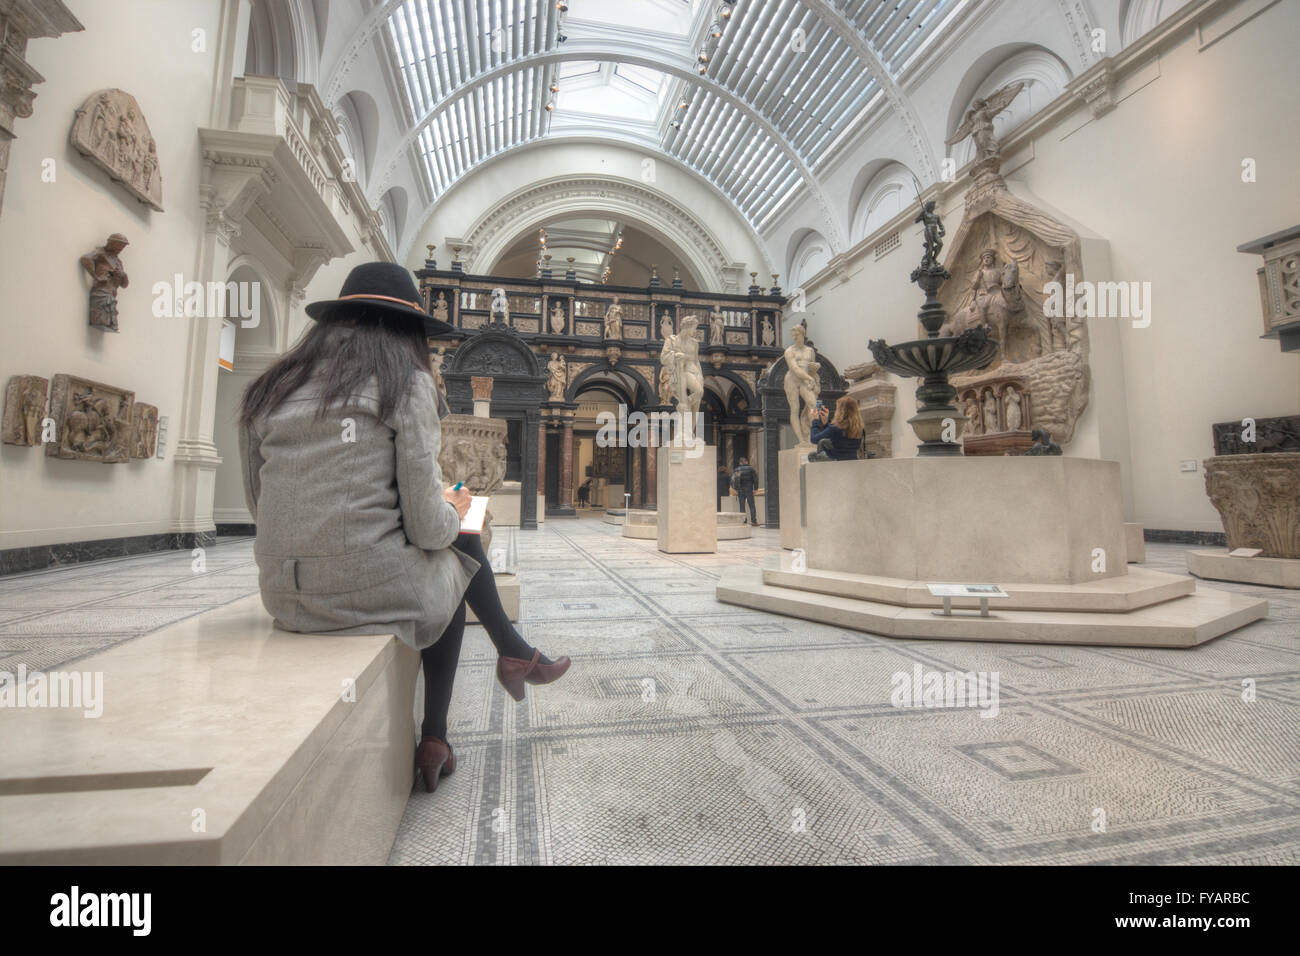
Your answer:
[810,396,864,460]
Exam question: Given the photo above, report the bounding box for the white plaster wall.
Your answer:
[0,0,225,548]
[788,0,1299,533]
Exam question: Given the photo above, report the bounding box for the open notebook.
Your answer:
[459,496,490,534]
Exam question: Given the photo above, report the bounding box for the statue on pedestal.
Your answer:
[915,200,945,271]
[783,323,820,446]
[546,352,567,402]
[709,307,725,346]
[603,296,623,339]
[658,309,672,339]
[945,81,1025,169]
[430,345,447,395]
[982,390,998,434]
[80,234,130,332]
[660,315,704,437]
[761,317,775,346]
[550,301,566,334]
[1005,386,1022,431]
[432,292,449,326]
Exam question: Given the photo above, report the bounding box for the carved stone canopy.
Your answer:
[70,89,163,211]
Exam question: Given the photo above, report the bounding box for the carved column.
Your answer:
[748,419,763,484]
[0,0,83,218]
[724,430,735,470]
[536,419,546,500]
[645,441,658,508]
[559,417,575,513]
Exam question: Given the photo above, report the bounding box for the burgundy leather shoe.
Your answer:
[496,650,572,702]
[414,736,455,792]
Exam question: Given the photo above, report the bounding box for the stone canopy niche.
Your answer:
[69,89,163,211]
[937,153,1089,454]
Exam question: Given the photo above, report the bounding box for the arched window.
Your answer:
[1120,0,1195,47]
[850,163,916,244]
[787,230,831,290]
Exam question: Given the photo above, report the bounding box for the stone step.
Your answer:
[760,554,1195,612]
[717,566,1268,648]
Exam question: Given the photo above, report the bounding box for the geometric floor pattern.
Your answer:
[2,520,1297,864]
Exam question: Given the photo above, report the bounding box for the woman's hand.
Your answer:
[443,486,472,518]
[815,405,829,423]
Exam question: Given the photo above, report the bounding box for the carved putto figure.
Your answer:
[945,81,1025,167]
[546,352,567,402]
[761,317,775,347]
[783,322,821,446]
[709,307,725,346]
[80,233,130,332]
[550,301,566,334]
[604,296,623,339]
[432,292,449,325]
[660,315,705,437]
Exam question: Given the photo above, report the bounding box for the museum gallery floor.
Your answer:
[0,518,1296,865]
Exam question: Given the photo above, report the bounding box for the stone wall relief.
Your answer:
[44,374,134,463]
[69,89,163,211]
[2,375,50,445]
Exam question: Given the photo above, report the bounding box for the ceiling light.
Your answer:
[710,22,723,38]
[556,32,567,43]
[545,99,555,111]
[697,51,709,64]
[698,63,707,75]
[678,99,689,110]
[556,1,568,11]
[719,3,734,19]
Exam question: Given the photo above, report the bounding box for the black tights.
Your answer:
[419,532,538,740]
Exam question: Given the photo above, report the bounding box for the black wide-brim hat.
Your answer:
[305,261,453,336]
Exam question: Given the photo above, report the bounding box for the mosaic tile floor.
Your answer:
[1,524,1297,864]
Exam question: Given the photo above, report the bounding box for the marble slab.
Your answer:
[0,595,418,864]
[778,446,810,550]
[1187,550,1300,589]
[1125,522,1146,563]
[656,445,717,554]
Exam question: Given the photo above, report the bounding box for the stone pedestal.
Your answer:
[779,445,812,550]
[803,457,1126,585]
[656,444,717,553]
[605,482,625,509]
[1187,551,1300,589]
[1125,522,1145,563]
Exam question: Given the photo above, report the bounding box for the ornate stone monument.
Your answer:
[80,233,129,332]
[69,89,163,211]
[938,81,1091,453]
[2,375,48,445]
[45,374,134,463]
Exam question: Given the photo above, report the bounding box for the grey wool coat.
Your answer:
[238,362,477,651]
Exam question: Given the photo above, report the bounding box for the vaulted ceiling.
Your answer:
[373,0,967,232]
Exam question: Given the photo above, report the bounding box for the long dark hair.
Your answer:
[239,310,432,426]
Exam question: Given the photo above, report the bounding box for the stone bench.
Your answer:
[0,595,418,864]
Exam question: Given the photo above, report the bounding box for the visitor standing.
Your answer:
[731,456,758,524]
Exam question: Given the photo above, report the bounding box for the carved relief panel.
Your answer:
[45,374,135,463]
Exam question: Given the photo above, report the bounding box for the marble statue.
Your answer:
[945,81,1025,167]
[659,310,672,339]
[982,390,998,434]
[940,248,1024,350]
[129,402,159,459]
[761,317,775,347]
[658,364,673,405]
[963,395,981,436]
[660,315,704,436]
[550,301,566,334]
[490,287,510,325]
[2,375,49,446]
[709,307,725,346]
[70,89,164,211]
[1005,386,1022,431]
[432,292,449,325]
[1024,428,1062,456]
[80,233,130,332]
[546,352,567,402]
[915,200,945,271]
[604,296,623,339]
[782,323,820,446]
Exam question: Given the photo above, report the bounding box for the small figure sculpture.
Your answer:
[945,81,1025,167]
[761,317,775,347]
[603,296,623,339]
[659,309,672,339]
[915,199,945,271]
[490,287,510,325]
[963,395,981,436]
[1004,386,1022,431]
[659,315,705,438]
[546,352,567,402]
[657,364,673,405]
[80,233,130,332]
[982,390,998,434]
[550,301,566,334]
[783,322,821,446]
[2,376,48,446]
[433,292,450,325]
[430,345,447,394]
[1024,428,1062,456]
[709,307,725,346]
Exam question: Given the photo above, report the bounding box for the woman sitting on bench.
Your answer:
[238,262,570,795]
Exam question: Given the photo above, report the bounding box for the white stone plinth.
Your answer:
[1187,550,1300,589]
[488,481,522,526]
[656,445,717,553]
[803,457,1126,585]
[1125,522,1146,563]
[605,482,625,509]
[779,445,812,550]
